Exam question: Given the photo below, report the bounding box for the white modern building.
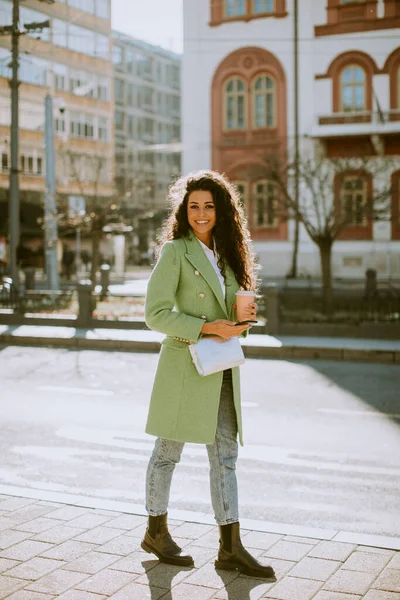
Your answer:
[182,0,400,280]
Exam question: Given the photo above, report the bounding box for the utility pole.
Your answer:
[288,0,300,279]
[44,94,59,291]
[0,0,52,292]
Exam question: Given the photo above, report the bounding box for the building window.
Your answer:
[340,65,366,112]
[115,111,124,131]
[398,67,400,109]
[233,181,248,213]
[252,75,275,128]
[341,176,368,225]
[96,0,109,19]
[225,0,246,17]
[70,113,95,139]
[224,77,246,130]
[114,79,125,103]
[112,45,123,68]
[253,0,274,13]
[98,117,108,141]
[253,180,277,227]
[1,152,8,172]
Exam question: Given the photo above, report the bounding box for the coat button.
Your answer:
[201,315,206,319]
[194,270,200,275]
[199,293,205,299]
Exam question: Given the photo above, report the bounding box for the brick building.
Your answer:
[182,0,400,280]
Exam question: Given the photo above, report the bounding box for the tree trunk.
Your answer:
[318,241,333,316]
[287,217,299,278]
[90,231,101,289]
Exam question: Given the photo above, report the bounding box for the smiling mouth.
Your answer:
[195,221,209,224]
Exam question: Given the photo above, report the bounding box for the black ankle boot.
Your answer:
[215,522,275,579]
[141,513,194,567]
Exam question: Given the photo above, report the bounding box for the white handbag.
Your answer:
[188,336,245,377]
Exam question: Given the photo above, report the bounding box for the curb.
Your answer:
[1,333,399,363]
[0,484,399,552]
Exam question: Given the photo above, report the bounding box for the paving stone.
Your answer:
[11,505,60,522]
[124,521,147,538]
[26,569,89,595]
[0,517,27,532]
[40,541,96,561]
[0,498,35,512]
[109,551,156,575]
[92,509,121,517]
[265,540,314,562]
[342,551,391,574]
[0,529,31,550]
[262,575,322,600]
[32,525,86,544]
[183,544,217,568]
[185,562,238,589]
[0,575,27,596]
[0,557,20,573]
[5,557,65,581]
[96,533,140,556]
[5,591,55,600]
[74,526,123,545]
[358,547,396,557]
[15,518,64,535]
[64,551,120,574]
[289,557,341,581]
[308,541,356,562]
[104,514,146,530]
[170,522,214,540]
[167,582,221,599]
[283,536,319,545]
[323,569,376,595]
[66,514,113,530]
[188,528,220,548]
[57,591,108,600]
[387,554,400,569]
[312,592,362,600]
[364,591,400,600]
[45,507,89,521]
[135,561,193,588]
[0,540,54,561]
[260,558,296,579]
[373,569,400,593]
[241,531,282,551]
[214,575,274,599]
[107,581,165,599]
[75,568,136,595]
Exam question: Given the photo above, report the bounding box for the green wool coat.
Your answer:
[144,233,245,446]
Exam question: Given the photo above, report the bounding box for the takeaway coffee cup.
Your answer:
[235,290,255,323]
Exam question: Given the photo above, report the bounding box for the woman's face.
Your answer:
[187,190,216,243]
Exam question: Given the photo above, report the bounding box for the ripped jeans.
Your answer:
[145,369,239,525]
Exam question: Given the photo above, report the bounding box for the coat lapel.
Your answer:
[184,235,228,317]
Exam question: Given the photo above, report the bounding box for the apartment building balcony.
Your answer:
[311,110,400,157]
[311,110,400,138]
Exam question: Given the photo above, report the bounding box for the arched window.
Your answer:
[252,75,276,128]
[224,77,246,130]
[224,0,246,17]
[341,175,368,225]
[340,65,366,112]
[252,180,277,227]
[397,67,400,109]
[253,0,274,13]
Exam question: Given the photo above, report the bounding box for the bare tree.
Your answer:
[257,151,395,314]
[58,149,118,286]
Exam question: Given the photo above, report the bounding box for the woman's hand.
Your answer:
[201,319,249,340]
[232,302,258,322]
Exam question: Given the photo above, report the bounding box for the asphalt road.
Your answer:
[0,345,399,537]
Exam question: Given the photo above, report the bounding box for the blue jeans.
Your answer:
[145,369,239,525]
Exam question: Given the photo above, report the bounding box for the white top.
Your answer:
[198,238,226,299]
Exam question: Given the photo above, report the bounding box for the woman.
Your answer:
[141,170,275,579]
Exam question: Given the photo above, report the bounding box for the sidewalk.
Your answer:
[0,490,399,600]
[1,324,400,363]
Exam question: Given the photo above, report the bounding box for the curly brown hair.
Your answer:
[158,170,259,291]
